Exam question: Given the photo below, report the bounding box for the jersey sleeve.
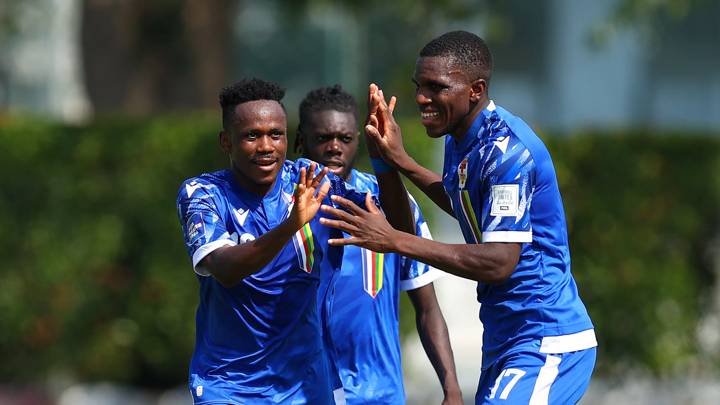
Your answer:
[399,194,446,291]
[479,137,535,243]
[177,180,237,276]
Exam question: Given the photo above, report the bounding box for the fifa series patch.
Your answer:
[186,213,205,246]
[491,184,519,217]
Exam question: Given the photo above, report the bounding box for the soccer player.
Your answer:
[295,85,462,404]
[320,31,597,404]
[176,78,370,404]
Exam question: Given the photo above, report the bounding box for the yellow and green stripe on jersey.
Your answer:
[362,248,384,298]
[293,222,315,273]
[460,190,483,243]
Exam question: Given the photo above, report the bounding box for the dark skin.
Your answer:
[321,56,521,285]
[297,109,359,180]
[300,104,462,404]
[200,100,331,288]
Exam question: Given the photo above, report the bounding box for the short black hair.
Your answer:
[219,78,285,128]
[298,84,357,126]
[419,30,493,83]
[295,85,357,152]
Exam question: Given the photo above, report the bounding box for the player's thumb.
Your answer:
[365,124,381,141]
[365,192,379,214]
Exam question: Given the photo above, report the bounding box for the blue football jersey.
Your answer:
[442,101,596,370]
[177,159,354,404]
[319,169,444,404]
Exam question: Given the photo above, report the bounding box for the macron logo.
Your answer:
[185,182,205,198]
[234,208,249,226]
[494,136,510,154]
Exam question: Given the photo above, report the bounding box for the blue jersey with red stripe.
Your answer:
[319,169,445,404]
[177,158,358,404]
[442,101,595,370]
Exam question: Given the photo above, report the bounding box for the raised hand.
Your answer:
[319,192,398,253]
[288,162,331,231]
[365,83,408,166]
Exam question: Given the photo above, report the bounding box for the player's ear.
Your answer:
[219,130,232,154]
[469,78,486,103]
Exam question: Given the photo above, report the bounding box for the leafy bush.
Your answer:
[0,116,717,386]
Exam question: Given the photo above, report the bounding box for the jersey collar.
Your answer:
[453,100,497,154]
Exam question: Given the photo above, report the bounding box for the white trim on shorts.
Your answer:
[539,329,597,354]
[528,354,562,405]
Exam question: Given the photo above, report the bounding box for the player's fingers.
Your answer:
[320,218,359,234]
[327,235,361,247]
[364,192,381,215]
[298,167,307,189]
[388,96,397,113]
[307,162,318,187]
[368,114,379,129]
[296,183,306,201]
[330,194,365,216]
[367,84,379,114]
[315,181,331,201]
[321,204,357,224]
[365,124,381,141]
[311,167,328,189]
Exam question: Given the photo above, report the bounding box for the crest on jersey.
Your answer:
[362,248,384,298]
[292,223,316,273]
[458,157,469,189]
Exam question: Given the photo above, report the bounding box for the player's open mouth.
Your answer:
[323,160,344,168]
[420,111,440,125]
[252,158,278,171]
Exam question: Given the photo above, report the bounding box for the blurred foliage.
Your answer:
[546,132,720,376]
[0,114,225,386]
[0,116,718,387]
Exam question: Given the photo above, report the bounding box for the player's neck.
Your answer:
[230,169,276,197]
[450,100,488,142]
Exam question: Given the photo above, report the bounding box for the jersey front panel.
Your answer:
[320,169,444,404]
[441,101,595,370]
[177,160,342,404]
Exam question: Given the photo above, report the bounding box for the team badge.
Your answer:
[458,157,469,189]
[362,248,384,298]
[292,223,315,273]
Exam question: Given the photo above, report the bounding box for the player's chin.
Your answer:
[250,165,280,184]
[422,123,446,138]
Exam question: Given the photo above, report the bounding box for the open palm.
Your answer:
[289,163,331,231]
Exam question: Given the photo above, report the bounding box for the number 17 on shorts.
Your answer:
[476,348,596,404]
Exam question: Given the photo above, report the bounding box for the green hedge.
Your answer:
[0,115,718,385]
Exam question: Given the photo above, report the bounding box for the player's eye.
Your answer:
[341,136,353,143]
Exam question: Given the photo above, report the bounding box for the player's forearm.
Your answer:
[394,154,454,216]
[375,170,415,234]
[390,231,519,283]
[410,289,462,398]
[202,220,298,287]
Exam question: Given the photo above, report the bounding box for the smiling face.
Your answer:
[413,55,486,139]
[220,100,287,195]
[299,109,359,180]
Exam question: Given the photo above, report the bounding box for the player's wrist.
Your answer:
[442,383,463,402]
[281,215,305,235]
[370,157,394,174]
